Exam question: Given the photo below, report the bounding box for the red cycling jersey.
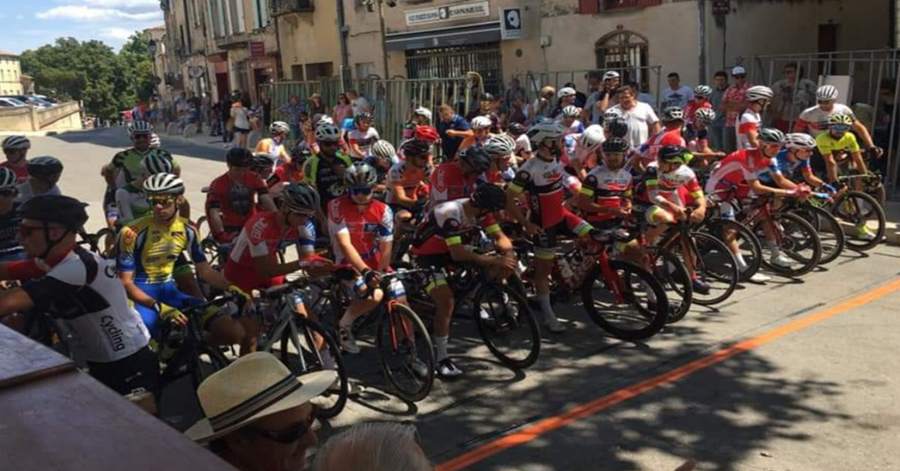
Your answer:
[206,172,269,231]
[639,129,686,168]
[0,162,28,184]
[327,195,394,270]
[705,148,772,199]
[224,211,316,292]
[683,99,712,125]
[508,156,581,229]
[429,161,479,206]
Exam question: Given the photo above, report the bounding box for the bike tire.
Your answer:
[190,344,230,393]
[793,205,845,265]
[376,303,435,402]
[670,232,738,306]
[279,317,349,419]
[580,260,668,341]
[473,281,541,369]
[702,218,763,282]
[754,212,822,277]
[646,246,693,324]
[831,191,885,252]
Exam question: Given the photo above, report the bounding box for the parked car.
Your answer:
[0,97,27,107]
[1,95,52,107]
[33,94,58,104]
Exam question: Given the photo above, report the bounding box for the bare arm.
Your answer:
[0,288,35,319]
[118,270,156,308]
[258,193,277,212]
[335,231,370,273]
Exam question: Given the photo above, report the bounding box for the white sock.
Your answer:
[434,336,449,362]
[734,252,748,272]
[538,294,555,320]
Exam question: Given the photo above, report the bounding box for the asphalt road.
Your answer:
[20,128,900,471]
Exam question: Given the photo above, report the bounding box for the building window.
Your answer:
[595,30,650,91]
[603,0,662,11]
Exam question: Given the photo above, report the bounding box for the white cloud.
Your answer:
[83,0,160,7]
[98,27,136,42]
[36,6,161,22]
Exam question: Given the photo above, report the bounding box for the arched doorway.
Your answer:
[595,30,650,92]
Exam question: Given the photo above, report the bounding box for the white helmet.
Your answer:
[816,85,839,101]
[314,123,342,142]
[694,108,716,125]
[1,135,30,150]
[483,134,516,158]
[578,125,605,152]
[471,116,492,130]
[557,87,576,98]
[314,115,334,128]
[143,172,185,195]
[604,108,624,121]
[746,85,774,102]
[270,121,290,135]
[784,133,817,150]
[758,127,785,145]
[526,121,566,144]
[371,140,396,161]
[413,107,433,122]
[344,162,378,189]
[562,105,580,118]
[694,85,713,98]
[149,133,160,149]
[0,167,17,190]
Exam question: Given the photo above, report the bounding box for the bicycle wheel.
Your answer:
[702,218,763,282]
[832,191,885,251]
[646,247,692,324]
[195,216,208,238]
[279,317,349,419]
[792,205,845,265]
[669,232,738,306]
[753,212,822,277]
[580,260,668,341]
[472,281,541,369]
[190,344,230,392]
[377,303,435,402]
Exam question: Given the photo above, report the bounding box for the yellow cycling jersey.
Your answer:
[116,216,206,283]
[816,131,860,156]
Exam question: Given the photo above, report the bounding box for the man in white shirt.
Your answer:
[346,89,372,116]
[610,85,661,148]
[662,72,694,110]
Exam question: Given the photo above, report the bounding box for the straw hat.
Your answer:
[185,352,337,443]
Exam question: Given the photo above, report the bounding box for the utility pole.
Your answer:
[335,0,351,90]
[698,0,707,83]
[377,0,390,79]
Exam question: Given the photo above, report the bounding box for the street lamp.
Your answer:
[148,39,158,57]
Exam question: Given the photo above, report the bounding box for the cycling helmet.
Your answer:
[21,195,88,231]
[658,145,691,164]
[606,118,629,138]
[315,115,334,128]
[270,121,290,135]
[829,113,853,127]
[816,85,839,101]
[371,140,396,161]
[694,108,717,125]
[471,116,492,130]
[130,120,152,135]
[401,139,431,158]
[784,133,817,150]
[344,162,378,189]
[746,85,774,102]
[414,126,440,144]
[290,146,313,165]
[0,167,17,190]
[526,121,566,144]
[484,134,516,158]
[758,127,786,145]
[141,153,173,175]
[342,118,355,131]
[354,112,373,125]
[143,172,185,196]
[149,133,160,149]
[26,156,63,179]
[470,184,507,211]
[413,107,433,122]
[2,135,30,150]
[459,147,491,174]
[562,105,580,118]
[281,183,319,213]
[579,125,605,152]
[602,137,630,154]
[694,85,713,98]
[557,87,576,98]
[604,108,624,121]
[662,106,685,123]
[253,153,276,169]
[315,123,342,142]
[507,122,526,136]
[226,147,254,166]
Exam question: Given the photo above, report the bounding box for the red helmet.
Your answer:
[414,125,440,144]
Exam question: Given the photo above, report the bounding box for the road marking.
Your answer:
[436,277,900,471]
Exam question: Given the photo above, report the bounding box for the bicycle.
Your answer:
[738,194,822,277]
[700,188,764,283]
[78,228,116,258]
[823,178,886,252]
[780,193,845,265]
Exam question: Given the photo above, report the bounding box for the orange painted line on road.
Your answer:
[436,277,900,471]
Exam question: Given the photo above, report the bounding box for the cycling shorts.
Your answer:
[532,210,593,260]
[632,201,665,226]
[88,346,160,396]
[104,187,118,219]
[342,275,406,300]
[134,280,202,339]
[414,253,453,294]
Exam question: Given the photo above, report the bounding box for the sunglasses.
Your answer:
[830,125,851,132]
[320,141,340,148]
[148,196,176,207]
[253,405,317,444]
[349,187,373,196]
[18,224,46,237]
[733,74,747,79]
[133,134,151,140]
[0,189,18,198]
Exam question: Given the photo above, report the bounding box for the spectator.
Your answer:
[231,98,251,149]
[221,94,234,145]
[309,93,327,116]
[585,71,621,124]
[629,81,657,108]
[201,92,212,126]
[722,65,751,152]
[332,93,353,125]
[175,92,189,116]
[662,72,694,109]
[770,62,817,132]
[210,102,222,136]
[610,84,661,148]
[437,105,472,159]
[278,95,306,145]
[527,85,555,124]
[564,82,588,109]
[186,352,337,471]
[313,422,431,471]
[507,95,527,125]
[709,70,729,151]
[346,89,372,116]
[549,86,577,119]
[874,78,897,175]
[260,91,272,127]
[504,77,527,109]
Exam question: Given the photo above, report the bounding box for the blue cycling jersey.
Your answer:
[757,149,810,184]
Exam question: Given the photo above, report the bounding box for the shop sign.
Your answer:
[249,41,265,57]
[499,7,524,40]
[405,1,490,27]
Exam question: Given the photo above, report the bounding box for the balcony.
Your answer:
[215,31,254,50]
[269,0,314,16]
[603,0,662,11]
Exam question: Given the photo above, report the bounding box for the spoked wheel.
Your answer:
[753,213,822,277]
[278,317,349,419]
[472,280,541,369]
[669,233,738,306]
[831,191,885,252]
[377,303,435,402]
[645,247,692,323]
[190,345,230,392]
[702,218,763,282]
[792,205,845,265]
[580,260,668,341]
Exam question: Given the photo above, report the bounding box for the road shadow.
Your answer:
[47,127,228,164]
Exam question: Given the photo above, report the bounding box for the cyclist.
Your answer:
[737,86,774,150]
[758,132,826,191]
[815,113,871,186]
[255,121,292,165]
[268,147,309,195]
[403,107,433,140]
[576,138,633,229]
[457,116,493,156]
[223,183,333,353]
[0,195,157,396]
[684,85,714,129]
[559,105,585,135]
[634,107,687,174]
[327,163,402,353]
[1,135,30,183]
[116,153,169,228]
[564,124,605,179]
[367,139,398,193]
[507,122,532,164]
[430,147,491,206]
[411,184,516,377]
[687,108,726,167]
[482,134,517,185]
[117,173,251,346]
[0,168,24,262]
[506,121,591,333]
[796,85,881,157]
[347,113,380,160]
[386,140,432,226]
[302,123,353,210]
[18,156,63,204]
[206,148,277,244]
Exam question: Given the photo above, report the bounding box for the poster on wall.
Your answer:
[500,7,524,40]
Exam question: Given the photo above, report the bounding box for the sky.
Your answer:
[0,0,164,54]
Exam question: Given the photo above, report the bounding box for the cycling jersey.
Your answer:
[117,216,206,284]
[267,163,304,195]
[484,167,515,185]
[107,148,178,189]
[327,195,393,270]
[0,203,24,262]
[639,129,686,168]
[0,161,28,183]
[685,127,710,152]
[224,211,315,292]
[206,172,269,231]
[302,152,353,208]
[757,149,811,185]
[816,131,860,156]
[255,137,290,165]
[386,161,431,206]
[412,198,501,256]
[580,166,633,222]
[796,104,856,137]
[16,181,61,205]
[736,109,761,149]
[561,119,585,135]
[347,128,380,159]
[114,182,150,227]
[683,99,712,125]
[508,157,582,229]
[705,148,772,199]
[23,247,150,363]
[429,161,480,206]
[563,134,603,169]
[636,162,702,207]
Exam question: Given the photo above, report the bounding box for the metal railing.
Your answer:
[521,65,663,109]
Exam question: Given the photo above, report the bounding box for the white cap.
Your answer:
[558,87,576,98]
[732,66,747,76]
[603,71,620,80]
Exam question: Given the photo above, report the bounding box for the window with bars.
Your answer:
[595,30,651,91]
[603,0,662,11]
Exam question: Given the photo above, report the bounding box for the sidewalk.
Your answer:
[883,200,900,245]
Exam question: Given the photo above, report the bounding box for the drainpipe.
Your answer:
[336,0,351,89]
[698,0,707,82]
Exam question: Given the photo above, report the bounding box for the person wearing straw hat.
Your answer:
[186,352,337,471]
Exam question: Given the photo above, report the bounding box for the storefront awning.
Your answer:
[385,21,501,51]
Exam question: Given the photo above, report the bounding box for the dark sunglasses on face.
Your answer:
[133,134,151,140]
[252,405,317,444]
[148,196,176,207]
[734,74,746,79]
[349,187,373,196]
[831,125,850,132]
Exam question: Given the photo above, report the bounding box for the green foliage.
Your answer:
[20,33,158,120]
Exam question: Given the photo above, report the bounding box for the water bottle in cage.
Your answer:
[557,256,575,287]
